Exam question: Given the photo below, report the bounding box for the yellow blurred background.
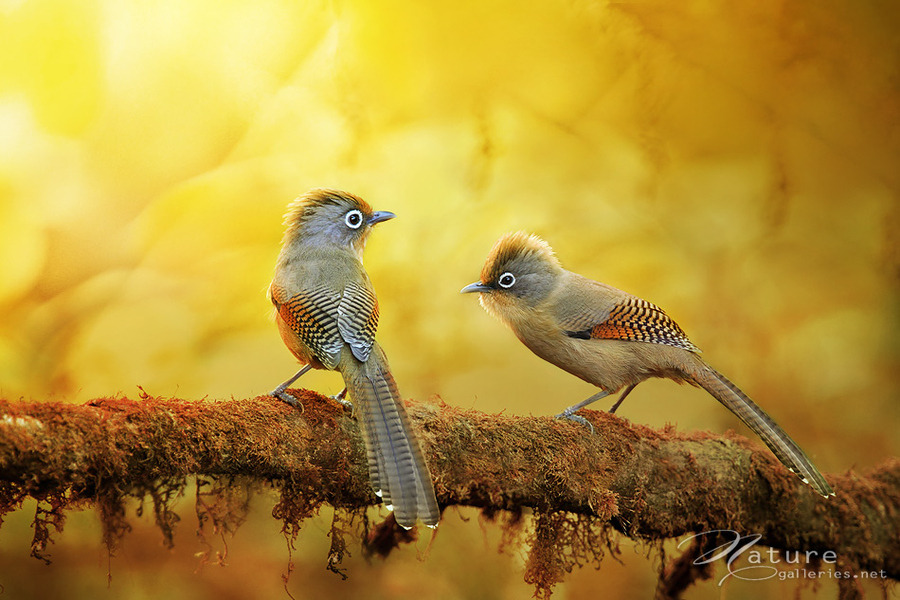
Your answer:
[0,0,898,598]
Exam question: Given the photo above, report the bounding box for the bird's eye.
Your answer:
[344,209,363,229]
[498,272,516,289]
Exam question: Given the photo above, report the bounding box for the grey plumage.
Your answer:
[270,188,440,528]
[693,366,833,498]
[343,345,438,526]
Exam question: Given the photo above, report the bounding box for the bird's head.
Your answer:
[281,188,395,257]
[461,231,562,320]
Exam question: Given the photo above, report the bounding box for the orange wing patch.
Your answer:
[271,283,344,368]
[568,297,700,353]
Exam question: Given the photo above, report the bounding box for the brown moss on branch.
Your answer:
[0,392,897,597]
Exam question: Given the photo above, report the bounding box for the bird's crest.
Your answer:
[481,231,559,283]
[283,188,371,237]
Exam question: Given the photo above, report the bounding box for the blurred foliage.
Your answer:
[0,0,898,597]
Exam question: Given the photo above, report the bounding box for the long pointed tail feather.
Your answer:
[693,365,834,497]
[341,344,440,528]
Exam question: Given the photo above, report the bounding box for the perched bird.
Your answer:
[461,231,833,497]
[269,188,440,528]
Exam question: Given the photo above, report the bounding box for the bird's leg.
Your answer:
[555,389,612,434]
[608,383,638,414]
[331,387,353,411]
[270,364,313,409]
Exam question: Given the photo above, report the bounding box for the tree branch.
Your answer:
[0,393,896,592]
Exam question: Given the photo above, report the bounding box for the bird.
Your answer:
[461,231,834,498]
[268,188,440,528]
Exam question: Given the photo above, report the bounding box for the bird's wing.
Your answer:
[271,283,345,369]
[337,281,380,363]
[557,283,700,353]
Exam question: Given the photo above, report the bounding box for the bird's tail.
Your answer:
[691,364,834,497]
[340,344,440,528]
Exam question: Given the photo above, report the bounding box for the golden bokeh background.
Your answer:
[1,0,898,598]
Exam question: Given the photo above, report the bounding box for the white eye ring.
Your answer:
[344,209,364,229]
[498,272,516,289]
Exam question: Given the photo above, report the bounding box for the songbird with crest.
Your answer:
[462,231,833,498]
[270,188,440,528]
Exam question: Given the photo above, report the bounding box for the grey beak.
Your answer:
[368,211,396,225]
[461,281,492,294]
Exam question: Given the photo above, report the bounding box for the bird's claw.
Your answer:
[555,411,595,435]
[332,395,354,412]
[271,389,304,413]
[331,389,353,412]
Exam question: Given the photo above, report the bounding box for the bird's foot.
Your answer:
[554,410,594,435]
[271,389,304,413]
[331,388,353,412]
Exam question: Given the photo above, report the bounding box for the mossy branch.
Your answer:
[0,393,897,595]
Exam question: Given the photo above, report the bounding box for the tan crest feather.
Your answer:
[481,231,559,283]
[283,188,372,237]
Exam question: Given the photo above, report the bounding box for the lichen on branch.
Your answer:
[0,393,897,598]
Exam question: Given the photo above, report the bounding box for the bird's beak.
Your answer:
[368,211,396,225]
[460,281,492,294]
